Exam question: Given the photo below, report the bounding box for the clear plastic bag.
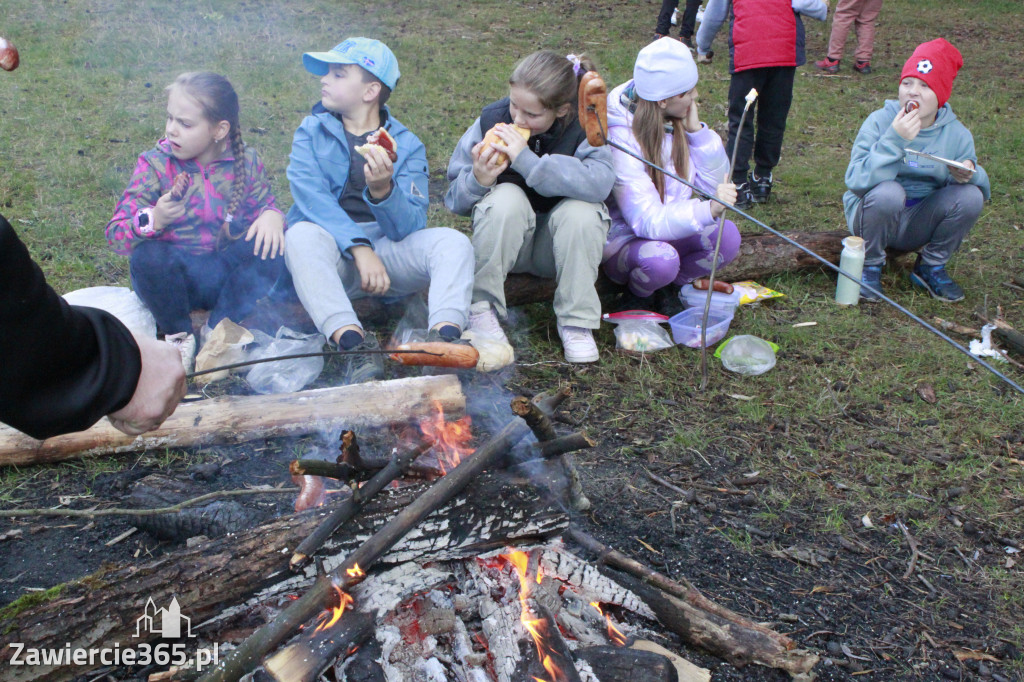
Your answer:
[245,326,326,394]
[717,335,777,375]
[62,286,157,338]
[603,311,674,353]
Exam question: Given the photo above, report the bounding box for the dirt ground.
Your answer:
[1,359,1021,682]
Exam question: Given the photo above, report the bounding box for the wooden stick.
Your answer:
[512,395,590,510]
[0,487,298,518]
[263,609,375,682]
[565,526,818,676]
[195,392,568,682]
[532,432,596,459]
[290,439,434,570]
[0,374,464,467]
[527,601,583,682]
[289,459,353,481]
[974,312,1024,357]
[932,316,979,336]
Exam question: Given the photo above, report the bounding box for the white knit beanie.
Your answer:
[633,37,699,101]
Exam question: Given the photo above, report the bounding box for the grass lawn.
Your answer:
[1,0,1022,678]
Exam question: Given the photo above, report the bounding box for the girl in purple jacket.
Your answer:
[603,38,739,306]
[105,72,285,372]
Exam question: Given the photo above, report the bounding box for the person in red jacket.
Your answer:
[720,0,827,208]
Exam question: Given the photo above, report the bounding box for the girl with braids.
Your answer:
[105,72,285,372]
[602,38,739,309]
[446,51,615,365]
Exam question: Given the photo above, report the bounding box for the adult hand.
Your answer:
[491,124,529,163]
[107,332,187,436]
[711,181,737,218]
[949,159,975,184]
[151,190,186,234]
[361,144,394,200]
[350,245,390,295]
[471,139,510,187]
[892,106,921,142]
[245,209,286,259]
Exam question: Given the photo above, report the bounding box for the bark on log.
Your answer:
[0,375,464,467]
[0,472,568,682]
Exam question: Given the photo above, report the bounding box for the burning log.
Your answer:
[194,391,570,682]
[567,527,819,678]
[0,375,464,467]
[521,601,583,682]
[263,608,375,682]
[575,646,680,682]
[0,471,568,682]
[289,438,435,571]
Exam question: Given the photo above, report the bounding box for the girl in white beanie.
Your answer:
[602,38,739,310]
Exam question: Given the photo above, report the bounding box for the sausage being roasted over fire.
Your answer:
[389,342,480,368]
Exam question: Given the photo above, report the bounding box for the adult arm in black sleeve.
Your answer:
[0,214,143,440]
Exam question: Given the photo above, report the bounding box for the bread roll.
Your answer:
[482,123,531,165]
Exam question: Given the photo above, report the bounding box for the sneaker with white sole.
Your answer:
[468,301,510,345]
[165,331,197,374]
[557,324,599,363]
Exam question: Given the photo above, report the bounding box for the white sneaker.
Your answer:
[165,331,197,374]
[468,301,510,345]
[557,325,599,363]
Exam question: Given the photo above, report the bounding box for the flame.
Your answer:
[346,563,365,579]
[419,401,474,473]
[500,550,568,682]
[313,581,354,634]
[590,602,628,646]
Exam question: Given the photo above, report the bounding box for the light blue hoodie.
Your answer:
[843,100,990,229]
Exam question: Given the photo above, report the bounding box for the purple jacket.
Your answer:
[603,81,731,262]
[106,139,283,256]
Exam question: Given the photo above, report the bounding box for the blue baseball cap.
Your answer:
[302,37,401,90]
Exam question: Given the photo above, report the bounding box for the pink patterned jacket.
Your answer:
[105,139,283,256]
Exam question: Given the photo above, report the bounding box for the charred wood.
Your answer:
[576,646,678,682]
[263,609,374,682]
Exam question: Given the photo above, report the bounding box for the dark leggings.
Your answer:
[655,0,703,38]
[130,236,283,335]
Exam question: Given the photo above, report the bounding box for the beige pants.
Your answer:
[471,184,609,329]
[827,0,884,62]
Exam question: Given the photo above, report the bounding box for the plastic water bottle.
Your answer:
[835,236,865,305]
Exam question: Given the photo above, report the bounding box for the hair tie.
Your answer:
[566,54,583,76]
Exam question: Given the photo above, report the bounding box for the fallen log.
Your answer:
[0,471,568,682]
[0,375,464,467]
[567,526,818,679]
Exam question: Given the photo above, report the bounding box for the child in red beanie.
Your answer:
[843,38,990,302]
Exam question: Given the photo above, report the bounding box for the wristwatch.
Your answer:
[135,207,157,236]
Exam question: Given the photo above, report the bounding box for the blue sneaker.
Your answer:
[910,257,964,302]
[860,264,883,301]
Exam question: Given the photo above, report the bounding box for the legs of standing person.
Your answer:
[670,220,742,284]
[726,69,763,186]
[206,234,284,329]
[603,238,681,298]
[853,0,884,64]
[680,0,703,42]
[284,220,362,341]
[655,0,680,37]
[826,0,860,61]
[748,66,795,201]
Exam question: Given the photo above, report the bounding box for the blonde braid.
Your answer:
[219,126,246,245]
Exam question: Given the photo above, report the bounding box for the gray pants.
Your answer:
[851,181,984,267]
[471,184,610,329]
[284,221,473,338]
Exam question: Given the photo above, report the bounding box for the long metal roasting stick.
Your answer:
[185,348,442,379]
[587,92,1024,397]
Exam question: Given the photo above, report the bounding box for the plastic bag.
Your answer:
[245,326,326,394]
[194,319,255,385]
[717,335,777,375]
[732,281,785,305]
[603,310,674,353]
[62,286,157,338]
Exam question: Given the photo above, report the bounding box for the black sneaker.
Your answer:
[853,60,872,74]
[910,257,965,302]
[343,331,384,384]
[426,326,471,345]
[860,264,883,301]
[733,182,754,210]
[750,171,773,203]
[680,35,695,50]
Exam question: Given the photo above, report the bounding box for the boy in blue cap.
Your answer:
[284,37,473,383]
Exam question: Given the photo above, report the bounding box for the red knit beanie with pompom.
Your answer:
[900,38,963,108]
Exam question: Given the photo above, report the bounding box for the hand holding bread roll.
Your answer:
[482,123,531,165]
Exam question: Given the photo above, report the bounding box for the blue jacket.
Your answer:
[843,100,991,228]
[286,104,429,257]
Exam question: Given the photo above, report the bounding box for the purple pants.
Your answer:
[603,220,741,297]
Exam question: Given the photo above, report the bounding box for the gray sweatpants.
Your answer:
[471,184,610,329]
[284,221,474,339]
[851,181,984,267]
